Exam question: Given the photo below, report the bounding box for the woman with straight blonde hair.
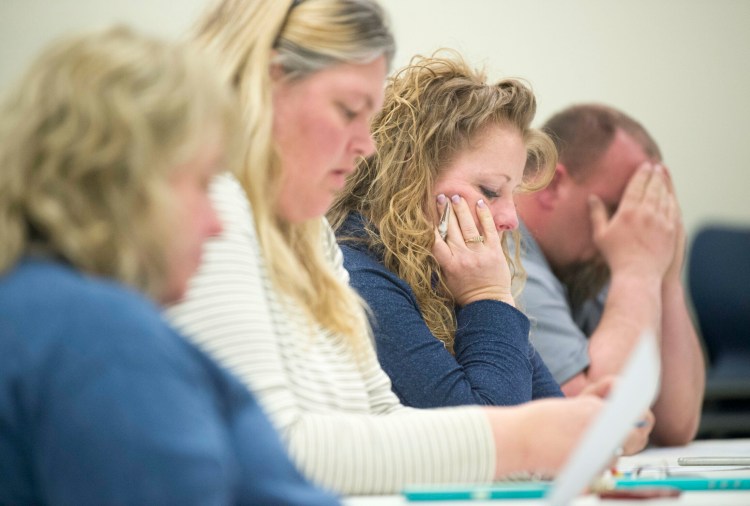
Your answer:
[0,26,336,505]
[328,52,564,408]
[168,0,611,496]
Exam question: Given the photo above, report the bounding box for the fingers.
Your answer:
[476,199,501,247]
[641,164,669,210]
[618,162,654,210]
[450,194,483,244]
[622,410,655,456]
[433,193,501,249]
[588,194,608,238]
[580,375,618,399]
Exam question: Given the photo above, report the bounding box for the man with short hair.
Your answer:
[516,104,705,445]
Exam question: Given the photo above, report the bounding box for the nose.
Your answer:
[493,199,519,232]
[351,121,376,159]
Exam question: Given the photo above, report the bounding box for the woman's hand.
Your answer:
[485,396,604,479]
[432,194,514,306]
[578,375,653,456]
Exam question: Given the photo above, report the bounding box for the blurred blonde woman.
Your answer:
[168,0,606,495]
[0,26,336,505]
[328,53,564,408]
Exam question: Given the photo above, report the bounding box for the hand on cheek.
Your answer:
[432,194,515,307]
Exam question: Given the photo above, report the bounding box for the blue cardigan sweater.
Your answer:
[0,257,337,506]
[338,213,562,408]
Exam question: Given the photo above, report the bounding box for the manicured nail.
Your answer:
[437,194,446,204]
[451,194,460,204]
[477,199,486,208]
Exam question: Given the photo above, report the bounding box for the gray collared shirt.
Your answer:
[515,222,597,384]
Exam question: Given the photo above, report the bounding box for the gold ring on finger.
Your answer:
[464,235,484,244]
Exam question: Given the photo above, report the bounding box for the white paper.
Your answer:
[546,331,661,506]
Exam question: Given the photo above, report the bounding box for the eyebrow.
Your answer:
[480,174,512,185]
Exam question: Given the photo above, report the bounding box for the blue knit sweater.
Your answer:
[337,213,562,408]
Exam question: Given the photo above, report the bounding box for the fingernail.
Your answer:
[477,199,486,208]
[653,163,663,173]
[437,194,446,204]
[451,194,460,204]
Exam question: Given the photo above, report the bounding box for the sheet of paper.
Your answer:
[546,331,661,506]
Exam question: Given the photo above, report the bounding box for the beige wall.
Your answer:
[2,0,748,238]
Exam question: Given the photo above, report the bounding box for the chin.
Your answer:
[160,286,185,307]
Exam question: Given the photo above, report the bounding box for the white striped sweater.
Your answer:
[167,174,495,495]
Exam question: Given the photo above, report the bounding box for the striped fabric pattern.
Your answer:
[167,174,495,494]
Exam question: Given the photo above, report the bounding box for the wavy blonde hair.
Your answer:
[190,0,394,352]
[329,52,556,352]
[0,27,237,301]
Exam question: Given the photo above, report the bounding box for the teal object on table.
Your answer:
[403,482,550,501]
[614,476,750,491]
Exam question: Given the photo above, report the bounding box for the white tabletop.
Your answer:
[344,439,750,505]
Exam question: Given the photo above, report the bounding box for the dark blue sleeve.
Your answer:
[529,346,564,399]
[343,244,536,408]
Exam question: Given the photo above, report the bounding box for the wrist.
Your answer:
[609,267,662,292]
[459,288,515,307]
[484,406,530,478]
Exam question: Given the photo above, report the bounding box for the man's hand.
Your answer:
[588,163,677,280]
[661,166,687,286]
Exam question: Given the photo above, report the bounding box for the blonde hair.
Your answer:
[0,26,237,301]
[329,52,556,352]
[190,0,394,352]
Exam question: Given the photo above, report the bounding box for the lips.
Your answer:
[330,167,354,190]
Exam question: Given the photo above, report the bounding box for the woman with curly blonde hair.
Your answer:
[329,52,562,408]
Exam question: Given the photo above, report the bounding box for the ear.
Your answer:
[269,62,285,83]
[536,163,568,210]
[269,51,286,83]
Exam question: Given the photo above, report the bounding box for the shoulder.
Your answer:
[1,258,161,325]
[516,224,566,301]
[1,258,188,370]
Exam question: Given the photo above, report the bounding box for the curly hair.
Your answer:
[329,51,556,352]
[0,26,237,301]
[190,0,394,353]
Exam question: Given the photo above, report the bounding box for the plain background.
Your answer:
[1,0,748,241]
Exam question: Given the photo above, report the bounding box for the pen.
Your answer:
[438,202,451,240]
[678,456,750,466]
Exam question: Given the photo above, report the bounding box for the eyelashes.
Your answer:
[336,102,358,121]
[479,185,500,199]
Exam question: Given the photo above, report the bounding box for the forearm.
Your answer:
[452,300,536,405]
[650,279,705,446]
[372,295,535,407]
[286,407,495,494]
[586,271,662,382]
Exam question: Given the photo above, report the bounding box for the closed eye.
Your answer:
[336,102,358,122]
[479,185,500,199]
